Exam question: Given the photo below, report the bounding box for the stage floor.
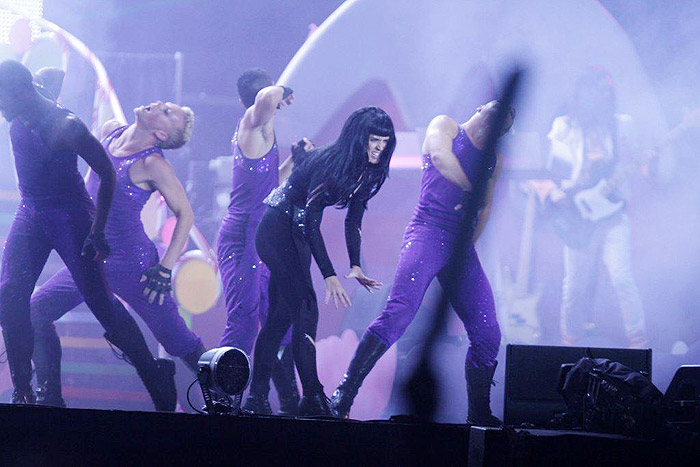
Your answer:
[1,404,698,466]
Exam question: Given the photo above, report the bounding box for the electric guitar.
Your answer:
[544,108,700,248]
[546,172,628,249]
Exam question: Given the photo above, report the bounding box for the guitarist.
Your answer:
[546,67,648,348]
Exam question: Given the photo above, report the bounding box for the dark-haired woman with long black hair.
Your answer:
[244,106,396,416]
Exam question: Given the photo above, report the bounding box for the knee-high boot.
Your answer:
[103,309,176,412]
[466,361,501,427]
[330,332,388,418]
[33,324,66,407]
[271,345,299,416]
[2,327,36,404]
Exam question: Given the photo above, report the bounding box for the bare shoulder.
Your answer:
[58,111,88,134]
[423,115,458,154]
[142,152,175,181]
[44,110,90,147]
[428,115,459,136]
[100,119,124,140]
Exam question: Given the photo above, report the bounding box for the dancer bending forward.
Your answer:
[244,107,396,416]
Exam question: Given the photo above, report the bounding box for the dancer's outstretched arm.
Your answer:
[52,115,115,260]
[343,193,382,293]
[239,85,294,159]
[140,155,194,305]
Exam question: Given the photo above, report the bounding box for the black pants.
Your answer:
[250,207,322,396]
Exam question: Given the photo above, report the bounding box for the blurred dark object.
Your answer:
[405,354,438,422]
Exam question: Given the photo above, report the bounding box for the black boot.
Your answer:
[243,393,272,415]
[3,328,36,404]
[330,333,388,418]
[180,343,207,374]
[298,391,334,417]
[271,346,299,416]
[466,362,502,427]
[103,309,177,412]
[33,325,66,407]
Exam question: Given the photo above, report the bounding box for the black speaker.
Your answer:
[503,344,652,427]
[664,365,700,429]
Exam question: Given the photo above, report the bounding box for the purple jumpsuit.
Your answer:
[216,120,279,353]
[0,110,136,392]
[364,127,501,369]
[30,126,203,357]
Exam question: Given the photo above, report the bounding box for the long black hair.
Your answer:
[305,106,396,208]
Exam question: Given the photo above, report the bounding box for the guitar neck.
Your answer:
[584,117,691,195]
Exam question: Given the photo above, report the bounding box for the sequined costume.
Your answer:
[0,110,149,398]
[249,157,372,398]
[30,125,203,358]
[365,127,501,369]
[216,120,280,353]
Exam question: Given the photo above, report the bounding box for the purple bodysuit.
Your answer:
[216,120,280,353]
[0,110,137,394]
[364,127,501,369]
[30,125,203,357]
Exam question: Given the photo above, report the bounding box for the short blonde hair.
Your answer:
[159,105,194,150]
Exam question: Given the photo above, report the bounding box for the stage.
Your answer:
[0,404,697,466]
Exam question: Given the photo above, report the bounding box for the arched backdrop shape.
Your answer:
[275,0,666,147]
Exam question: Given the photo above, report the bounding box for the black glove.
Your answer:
[81,232,110,260]
[281,86,294,99]
[140,264,172,305]
[276,86,295,109]
[291,137,314,165]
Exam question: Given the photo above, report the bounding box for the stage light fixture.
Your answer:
[197,346,251,414]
